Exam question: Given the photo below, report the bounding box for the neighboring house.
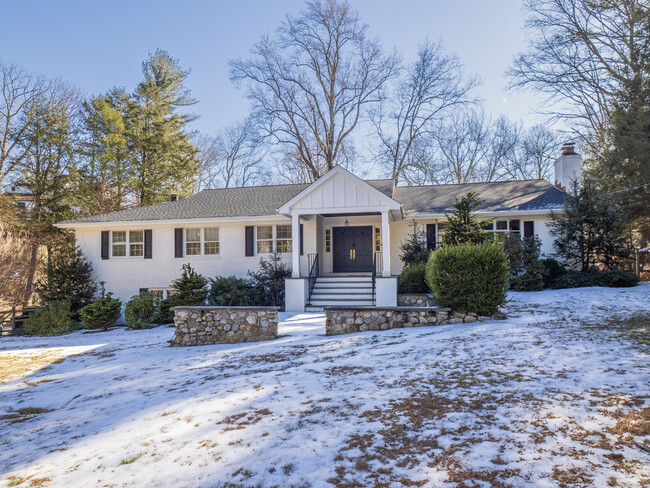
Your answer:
[56,150,576,312]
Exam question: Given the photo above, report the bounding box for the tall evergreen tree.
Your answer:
[76,88,131,213]
[126,50,199,205]
[16,81,81,306]
[443,191,488,245]
[550,178,632,271]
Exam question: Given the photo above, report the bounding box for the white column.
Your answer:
[292,213,300,278]
[381,210,390,277]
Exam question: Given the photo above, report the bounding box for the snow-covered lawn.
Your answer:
[1,285,649,488]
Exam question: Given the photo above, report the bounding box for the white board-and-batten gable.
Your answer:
[278,166,402,216]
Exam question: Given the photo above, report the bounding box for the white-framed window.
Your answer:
[436,223,446,245]
[482,219,521,242]
[112,230,144,257]
[256,225,273,253]
[186,229,201,255]
[375,227,381,252]
[276,225,292,252]
[204,228,219,255]
[185,228,220,256]
[129,230,144,257]
[325,228,331,252]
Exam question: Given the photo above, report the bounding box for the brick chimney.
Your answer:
[554,142,581,191]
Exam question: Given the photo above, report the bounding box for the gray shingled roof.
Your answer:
[395,179,566,215]
[61,178,564,225]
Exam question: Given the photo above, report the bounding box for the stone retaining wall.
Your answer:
[397,294,432,307]
[171,306,279,346]
[325,307,497,335]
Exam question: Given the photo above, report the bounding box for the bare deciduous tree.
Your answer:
[431,110,491,184]
[372,40,478,193]
[0,62,46,187]
[508,0,650,150]
[230,0,398,182]
[505,125,559,180]
[196,119,268,189]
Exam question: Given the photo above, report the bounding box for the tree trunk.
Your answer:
[23,242,40,309]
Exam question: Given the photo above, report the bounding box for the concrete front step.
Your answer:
[316,276,372,283]
[309,298,375,306]
[311,293,374,300]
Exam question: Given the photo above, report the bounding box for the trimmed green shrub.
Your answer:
[425,241,509,316]
[80,282,122,329]
[509,273,545,292]
[398,263,428,293]
[600,270,639,288]
[124,293,158,329]
[540,258,566,288]
[550,269,638,289]
[24,302,78,336]
[207,276,255,306]
[154,296,178,325]
[551,270,595,289]
[550,270,601,289]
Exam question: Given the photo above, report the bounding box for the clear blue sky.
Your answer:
[1,0,545,136]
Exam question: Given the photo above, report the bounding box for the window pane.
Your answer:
[437,223,446,231]
[496,220,507,231]
[257,240,273,253]
[130,230,144,243]
[150,289,164,298]
[112,244,126,257]
[257,226,272,240]
[375,227,381,252]
[277,239,292,252]
[276,225,292,239]
[186,242,201,255]
[186,229,201,242]
[495,232,507,243]
[204,242,219,255]
[509,219,520,231]
[204,227,219,242]
[325,229,331,252]
[130,243,144,256]
[112,231,126,243]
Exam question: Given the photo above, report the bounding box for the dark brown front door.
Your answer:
[332,226,373,272]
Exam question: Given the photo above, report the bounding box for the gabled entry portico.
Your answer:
[278,167,402,311]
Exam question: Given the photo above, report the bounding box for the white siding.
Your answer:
[77,220,292,304]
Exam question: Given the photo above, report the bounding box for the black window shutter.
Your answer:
[144,230,153,259]
[426,223,436,251]
[174,228,183,258]
[245,226,254,256]
[101,231,109,260]
[523,221,535,238]
[299,224,304,256]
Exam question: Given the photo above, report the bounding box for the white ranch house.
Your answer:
[57,151,578,313]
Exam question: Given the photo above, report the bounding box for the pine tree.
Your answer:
[442,191,488,245]
[35,243,96,318]
[399,219,428,265]
[549,178,632,271]
[126,50,199,206]
[171,263,208,305]
[76,88,131,213]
